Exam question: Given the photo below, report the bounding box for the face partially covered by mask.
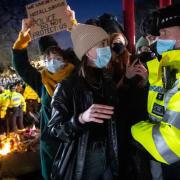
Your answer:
[156,26,180,55]
[112,43,125,55]
[45,59,66,73]
[156,39,176,55]
[110,33,127,55]
[44,51,66,73]
[93,46,112,68]
[86,39,112,69]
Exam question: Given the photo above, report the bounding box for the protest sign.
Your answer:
[26,0,72,39]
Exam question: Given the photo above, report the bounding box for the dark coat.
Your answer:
[48,74,121,180]
[12,49,60,180]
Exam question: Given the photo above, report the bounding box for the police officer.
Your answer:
[0,85,10,134]
[6,84,26,132]
[131,4,180,180]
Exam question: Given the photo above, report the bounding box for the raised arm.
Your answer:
[12,19,42,96]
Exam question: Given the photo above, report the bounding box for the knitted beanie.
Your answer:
[38,35,58,54]
[71,24,108,60]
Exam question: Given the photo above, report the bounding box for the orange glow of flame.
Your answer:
[0,141,11,155]
[0,133,21,156]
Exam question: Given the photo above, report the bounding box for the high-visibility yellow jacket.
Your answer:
[131,50,180,164]
[0,90,10,119]
[23,85,41,103]
[8,91,26,112]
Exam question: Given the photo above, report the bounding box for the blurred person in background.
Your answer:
[0,85,10,134]
[6,83,26,132]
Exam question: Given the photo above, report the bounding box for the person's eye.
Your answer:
[101,40,108,47]
[161,31,166,36]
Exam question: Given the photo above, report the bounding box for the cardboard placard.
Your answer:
[26,0,72,39]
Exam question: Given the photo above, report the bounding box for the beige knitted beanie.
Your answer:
[71,24,109,60]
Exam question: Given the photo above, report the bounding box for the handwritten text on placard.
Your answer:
[26,0,72,39]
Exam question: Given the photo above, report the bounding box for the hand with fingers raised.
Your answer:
[13,18,33,49]
[65,5,77,30]
[78,104,114,124]
[125,59,148,80]
[134,61,148,80]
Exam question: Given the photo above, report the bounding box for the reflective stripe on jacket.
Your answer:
[131,50,180,164]
[8,91,26,112]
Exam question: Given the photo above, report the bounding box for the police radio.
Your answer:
[162,66,177,90]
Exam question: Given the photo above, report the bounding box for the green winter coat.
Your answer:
[12,49,60,180]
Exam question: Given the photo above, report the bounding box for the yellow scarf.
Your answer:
[41,63,74,96]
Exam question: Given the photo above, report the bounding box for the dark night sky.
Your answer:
[69,0,122,23]
[0,0,179,64]
[0,0,123,49]
[0,0,123,65]
[56,0,123,48]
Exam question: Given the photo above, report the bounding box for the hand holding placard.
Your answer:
[21,18,33,36]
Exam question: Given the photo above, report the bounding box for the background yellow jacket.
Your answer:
[23,85,41,103]
[0,91,10,119]
[8,91,26,112]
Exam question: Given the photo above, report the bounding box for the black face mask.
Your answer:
[112,43,125,55]
[138,51,156,63]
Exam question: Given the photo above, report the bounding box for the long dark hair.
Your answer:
[108,33,130,82]
[78,55,102,83]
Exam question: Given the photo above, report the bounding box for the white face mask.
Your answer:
[45,59,66,73]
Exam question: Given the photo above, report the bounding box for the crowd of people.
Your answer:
[0,79,41,134]
[0,3,179,180]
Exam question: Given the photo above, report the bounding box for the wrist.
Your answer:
[71,19,77,25]
[79,113,85,124]
[13,32,31,49]
[68,19,78,31]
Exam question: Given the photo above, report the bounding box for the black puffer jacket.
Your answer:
[48,74,122,180]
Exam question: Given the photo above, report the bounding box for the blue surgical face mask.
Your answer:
[156,39,176,55]
[93,46,112,68]
[45,59,66,73]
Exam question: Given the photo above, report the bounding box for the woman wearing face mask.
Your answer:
[108,32,151,180]
[12,19,75,180]
[109,32,129,88]
[48,24,122,180]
